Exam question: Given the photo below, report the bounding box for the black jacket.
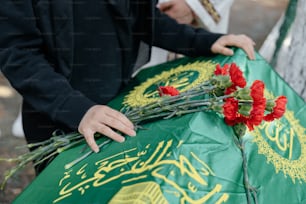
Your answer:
[0,0,222,134]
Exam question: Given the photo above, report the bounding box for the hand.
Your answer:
[78,105,136,153]
[157,0,194,25]
[211,34,256,60]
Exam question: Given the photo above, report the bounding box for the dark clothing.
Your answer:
[0,1,222,145]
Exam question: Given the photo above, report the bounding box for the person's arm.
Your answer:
[0,1,135,153]
[151,6,255,59]
[0,1,95,129]
[152,7,222,56]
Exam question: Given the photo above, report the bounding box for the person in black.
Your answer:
[0,1,255,172]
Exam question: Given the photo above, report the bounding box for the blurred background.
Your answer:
[0,0,290,203]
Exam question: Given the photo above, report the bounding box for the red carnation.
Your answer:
[223,98,239,121]
[229,63,246,88]
[250,80,265,101]
[264,96,287,121]
[225,115,248,128]
[225,117,239,126]
[224,85,237,95]
[216,63,246,95]
[225,96,266,131]
[214,64,229,76]
[223,98,250,128]
[248,98,267,128]
[158,86,180,96]
[249,80,266,127]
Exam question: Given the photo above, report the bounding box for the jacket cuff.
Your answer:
[193,29,224,56]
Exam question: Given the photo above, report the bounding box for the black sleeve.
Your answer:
[152,8,224,57]
[0,1,95,130]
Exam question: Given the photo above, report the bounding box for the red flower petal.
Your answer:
[229,63,246,88]
[250,80,265,101]
[158,86,180,96]
[225,85,237,95]
[249,98,266,126]
[225,118,238,126]
[264,96,287,121]
[214,64,229,76]
[223,98,239,121]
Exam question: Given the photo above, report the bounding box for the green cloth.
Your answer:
[14,49,306,204]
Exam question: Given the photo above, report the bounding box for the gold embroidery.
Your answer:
[124,61,216,107]
[200,0,221,23]
[109,182,168,204]
[54,140,229,203]
[251,90,306,183]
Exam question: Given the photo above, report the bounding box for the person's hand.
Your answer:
[157,0,194,25]
[211,34,256,60]
[78,105,136,153]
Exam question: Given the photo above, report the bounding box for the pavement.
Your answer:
[0,0,288,203]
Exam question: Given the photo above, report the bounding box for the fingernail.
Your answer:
[130,130,136,136]
[119,137,125,143]
[94,147,100,153]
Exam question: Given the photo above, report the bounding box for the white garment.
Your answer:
[12,107,25,138]
[186,0,234,33]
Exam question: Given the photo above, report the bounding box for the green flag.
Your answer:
[13,49,306,204]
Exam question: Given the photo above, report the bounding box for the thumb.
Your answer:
[157,1,174,12]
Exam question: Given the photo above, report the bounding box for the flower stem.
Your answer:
[126,95,230,123]
[64,139,112,169]
[124,84,216,116]
[238,138,258,204]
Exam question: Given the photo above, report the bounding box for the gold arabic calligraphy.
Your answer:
[54,140,229,203]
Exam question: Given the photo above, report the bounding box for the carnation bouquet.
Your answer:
[0,63,287,204]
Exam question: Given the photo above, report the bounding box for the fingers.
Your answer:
[81,121,128,153]
[171,12,194,24]
[157,1,174,12]
[83,128,99,153]
[229,35,255,60]
[211,34,256,60]
[78,105,136,153]
[157,0,194,25]
[96,123,126,143]
[212,44,234,56]
[104,106,134,130]
[104,108,136,137]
